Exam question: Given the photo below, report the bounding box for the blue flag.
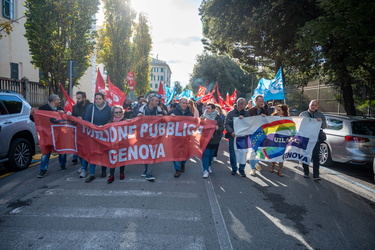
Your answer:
[165,87,176,106]
[251,67,284,102]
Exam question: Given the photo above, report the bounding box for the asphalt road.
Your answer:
[0,142,374,250]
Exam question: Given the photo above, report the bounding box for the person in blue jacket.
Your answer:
[83,92,112,183]
[168,97,194,178]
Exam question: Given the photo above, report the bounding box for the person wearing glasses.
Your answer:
[83,92,112,183]
[168,97,194,178]
[137,94,164,181]
[106,105,127,183]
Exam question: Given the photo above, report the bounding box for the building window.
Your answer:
[161,68,164,73]
[155,84,158,89]
[2,0,14,19]
[10,63,18,79]
[157,76,160,81]
[160,76,163,81]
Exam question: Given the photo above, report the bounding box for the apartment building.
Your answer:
[150,57,171,92]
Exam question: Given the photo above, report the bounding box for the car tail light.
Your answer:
[344,136,370,142]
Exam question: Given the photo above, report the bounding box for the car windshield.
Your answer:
[351,121,375,136]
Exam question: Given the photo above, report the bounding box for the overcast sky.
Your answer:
[98,0,205,87]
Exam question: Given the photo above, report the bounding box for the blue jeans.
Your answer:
[72,154,78,160]
[89,164,107,176]
[202,148,216,171]
[173,161,187,171]
[144,164,154,175]
[249,151,259,170]
[79,157,88,171]
[229,136,237,171]
[40,152,66,171]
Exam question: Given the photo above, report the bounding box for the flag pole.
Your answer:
[281,66,286,104]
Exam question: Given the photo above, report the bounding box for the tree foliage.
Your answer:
[189,53,251,97]
[132,13,152,96]
[199,0,375,115]
[97,0,136,91]
[0,19,13,39]
[24,0,99,95]
[174,81,183,95]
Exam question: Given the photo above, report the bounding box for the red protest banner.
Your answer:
[33,111,216,168]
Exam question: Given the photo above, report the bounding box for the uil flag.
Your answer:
[197,85,207,97]
[264,67,285,101]
[95,68,107,96]
[59,83,75,113]
[126,72,136,90]
[158,81,165,103]
[107,75,126,106]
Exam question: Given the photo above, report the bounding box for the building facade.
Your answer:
[150,57,172,92]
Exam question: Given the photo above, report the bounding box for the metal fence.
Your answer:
[0,77,48,107]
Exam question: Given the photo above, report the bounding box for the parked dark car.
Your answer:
[319,114,375,178]
[0,90,38,171]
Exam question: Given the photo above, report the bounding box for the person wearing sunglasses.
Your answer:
[106,105,127,183]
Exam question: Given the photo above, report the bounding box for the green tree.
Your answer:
[174,81,183,95]
[132,13,152,96]
[189,53,251,97]
[297,0,375,115]
[98,0,136,91]
[24,0,99,95]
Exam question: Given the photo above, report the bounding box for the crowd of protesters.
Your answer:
[31,91,326,183]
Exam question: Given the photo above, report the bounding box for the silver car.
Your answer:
[319,114,375,173]
[0,90,39,171]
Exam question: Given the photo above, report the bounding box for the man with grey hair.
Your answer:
[225,97,250,176]
[30,94,67,178]
[299,100,326,181]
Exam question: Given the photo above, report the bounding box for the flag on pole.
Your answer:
[157,81,165,103]
[214,82,225,107]
[197,85,207,97]
[107,75,126,106]
[95,68,107,96]
[126,72,136,90]
[200,83,217,103]
[229,89,237,106]
[251,67,285,102]
[165,87,176,106]
[59,83,75,113]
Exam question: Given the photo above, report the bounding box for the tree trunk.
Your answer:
[341,78,356,115]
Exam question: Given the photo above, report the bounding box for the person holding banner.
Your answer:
[137,94,165,181]
[106,105,127,183]
[71,91,91,175]
[83,92,112,183]
[225,98,249,176]
[299,100,327,181]
[30,94,67,178]
[132,95,145,118]
[248,95,269,176]
[168,97,194,177]
[201,103,224,178]
[212,104,226,163]
[270,104,290,176]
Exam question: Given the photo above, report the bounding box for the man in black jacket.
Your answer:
[168,97,194,178]
[225,98,249,176]
[30,94,67,178]
[71,91,91,175]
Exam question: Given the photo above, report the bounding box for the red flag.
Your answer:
[107,75,126,106]
[214,82,225,107]
[200,83,217,103]
[126,72,136,90]
[197,85,206,97]
[59,83,75,113]
[225,92,230,104]
[95,68,107,96]
[157,81,165,103]
[229,89,237,106]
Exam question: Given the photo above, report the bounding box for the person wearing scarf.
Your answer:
[201,103,224,178]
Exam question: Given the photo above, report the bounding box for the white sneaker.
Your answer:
[79,170,86,178]
[77,167,82,173]
[213,157,218,162]
[208,166,213,173]
[250,169,256,176]
[203,170,209,179]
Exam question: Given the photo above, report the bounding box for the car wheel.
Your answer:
[319,142,333,167]
[4,138,33,171]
